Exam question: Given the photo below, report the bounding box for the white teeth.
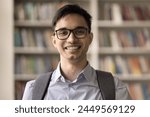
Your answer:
[66,46,80,50]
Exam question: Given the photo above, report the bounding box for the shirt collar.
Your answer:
[80,63,95,81]
[52,62,95,83]
[52,63,62,83]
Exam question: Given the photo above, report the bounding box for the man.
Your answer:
[22,4,131,100]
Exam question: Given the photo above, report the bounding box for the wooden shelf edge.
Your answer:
[116,74,150,82]
[15,20,51,27]
[15,74,37,81]
[98,48,150,55]
[15,47,58,54]
[97,21,150,28]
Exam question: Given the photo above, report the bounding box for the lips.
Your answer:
[64,45,81,50]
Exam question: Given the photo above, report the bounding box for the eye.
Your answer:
[75,28,87,35]
[57,29,69,36]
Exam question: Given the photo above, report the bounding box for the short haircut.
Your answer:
[52,4,92,32]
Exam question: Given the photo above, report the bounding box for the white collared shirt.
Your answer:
[22,63,131,100]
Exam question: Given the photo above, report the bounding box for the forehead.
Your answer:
[55,14,88,30]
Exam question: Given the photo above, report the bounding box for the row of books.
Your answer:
[99,29,150,49]
[14,1,90,21]
[14,2,68,21]
[15,28,150,49]
[99,56,150,75]
[100,3,150,21]
[16,2,150,22]
[121,4,150,21]
[128,82,150,100]
[14,28,56,50]
[15,55,59,74]
[15,80,27,100]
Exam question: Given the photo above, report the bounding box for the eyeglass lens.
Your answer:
[55,27,88,40]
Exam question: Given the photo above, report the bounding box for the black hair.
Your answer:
[52,4,92,32]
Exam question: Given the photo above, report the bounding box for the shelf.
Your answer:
[15,74,37,81]
[15,47,58,54]
[98,48,150,55]
[117,74,150,83]
[99,0,150,3]
[15,20,51,27]
[97,21,150,29]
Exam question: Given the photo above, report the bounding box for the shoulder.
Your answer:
[113,76,131,100]
[96,70,131,99]
[22,80,35,100]
[22,72,53,100]
[26,80,35,88]
[113,76,127,89]
[25,72,53,89]
[96,70,127,89]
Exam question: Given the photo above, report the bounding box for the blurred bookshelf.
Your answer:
[13,0,150,100]
[97,0,150,100]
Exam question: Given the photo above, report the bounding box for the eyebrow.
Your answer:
[55,26,88,31]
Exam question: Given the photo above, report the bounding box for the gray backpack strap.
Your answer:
[96,70,115,100]
[32,70,115,100]
[32,72,53,100]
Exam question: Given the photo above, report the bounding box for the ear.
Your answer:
[89,32,93,44]
[51,35,57,48]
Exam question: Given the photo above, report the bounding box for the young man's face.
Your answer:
[52,14,93,63]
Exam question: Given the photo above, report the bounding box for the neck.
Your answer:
[60,58,88,81]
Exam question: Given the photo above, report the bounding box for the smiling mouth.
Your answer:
[65,46,81,50]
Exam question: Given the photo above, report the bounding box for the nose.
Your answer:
[67,32,78,43]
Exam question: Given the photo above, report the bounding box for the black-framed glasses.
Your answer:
[54,27,89,40]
